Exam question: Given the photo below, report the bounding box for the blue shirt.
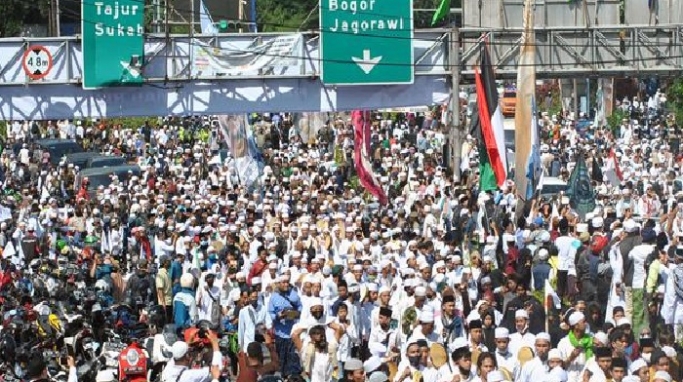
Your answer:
[268,288,301,338]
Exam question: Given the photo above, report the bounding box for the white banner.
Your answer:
[296,112,329,144]
[192,34,303,77]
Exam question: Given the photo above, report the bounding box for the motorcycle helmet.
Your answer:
[180,273,194,289]
[148,305,166,330]
[0,333,16,362]
[95,279,110,293]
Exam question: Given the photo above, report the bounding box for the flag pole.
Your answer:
[448,27,463,182]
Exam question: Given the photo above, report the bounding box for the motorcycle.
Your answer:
[118,340,148,382]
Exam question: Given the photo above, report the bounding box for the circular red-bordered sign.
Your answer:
[22,45,53,80]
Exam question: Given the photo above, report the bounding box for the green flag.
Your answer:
[431,0,451,26]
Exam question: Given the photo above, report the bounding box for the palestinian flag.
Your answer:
[473,42,508,191]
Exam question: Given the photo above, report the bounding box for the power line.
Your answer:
[52,4,683,70]
[56,0,666,50]
[57,0,487,37]
[58,3,663,49]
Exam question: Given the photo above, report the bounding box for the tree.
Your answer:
[0,0,35,37]
[0,0,51,37]
[667,78,683,125]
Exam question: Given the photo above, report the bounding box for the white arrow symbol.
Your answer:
[120,60,141,78]
[352,49,382,74]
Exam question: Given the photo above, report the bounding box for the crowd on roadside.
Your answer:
[1,95,683,382]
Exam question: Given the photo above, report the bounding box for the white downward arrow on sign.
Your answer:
[352,50,382,74]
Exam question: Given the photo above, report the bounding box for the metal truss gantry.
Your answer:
[459,25,683,80]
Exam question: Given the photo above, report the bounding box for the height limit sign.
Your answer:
[23,46,53,80]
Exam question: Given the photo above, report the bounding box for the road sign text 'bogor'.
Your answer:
[320,0,414,85]
[82,0,145,89]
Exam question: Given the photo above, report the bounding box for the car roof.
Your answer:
[35,139,80,146]
[540,177,567,186]
[66,152,102,160]
[79,164,141,176]
[87,155,124,162]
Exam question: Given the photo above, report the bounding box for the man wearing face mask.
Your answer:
[438,338,474,382]
[126,259,154,306]
[394,341,425,382]
[237,287,268,382]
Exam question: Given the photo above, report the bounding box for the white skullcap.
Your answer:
[414,286,427,297]
[251,277,262,285]
[515,309,529,319]
[367,283,379,292]
[630,359,648,374]
[653,371,672,382]
[662,346,676,358]
[593,331,608,345]
[538,248,549,260]
[419,311,434,323]
[568,311,585,326]
[180,273,194,288]
[369,342,387,357]
[171,341,189,360]
[449,337,469,353]
[592,217,604,228]
[548,348,562,360]
[487,371,505,382]
[309,297,323,307]
[576,223,588,233]
[494,327,509,339]
[535,332,551,342]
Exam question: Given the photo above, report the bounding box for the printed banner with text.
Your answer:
[191,34,304,77]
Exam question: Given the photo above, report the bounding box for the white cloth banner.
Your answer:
[296,112,328,144]
[191,34,303,77]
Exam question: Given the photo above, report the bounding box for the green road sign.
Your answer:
[319,0,414,85]
[81,0,145,89]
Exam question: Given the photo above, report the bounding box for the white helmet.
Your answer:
[180,273,194,289]
[95,279,110,293]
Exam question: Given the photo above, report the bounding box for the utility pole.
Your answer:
[55,0,61,36]
[449,27,463,183]
[238,0,245,33]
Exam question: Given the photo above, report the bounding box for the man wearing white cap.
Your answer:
[557,312,592,382]
[508,309,536,358]
[405,309,441,353]
[492,327,519,379]
[161,337,222,382]
[518,332,552,382]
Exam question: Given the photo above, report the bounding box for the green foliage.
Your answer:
[256,0,316,31]
[255,0,461,32]
[666,78,683,125]
[108,117,152,128]
[0,121,7,142]
[0,0,45,37]
[606,108,628,134]
[348,175,361,191]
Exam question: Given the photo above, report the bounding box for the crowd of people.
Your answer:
[1,97,683,382]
